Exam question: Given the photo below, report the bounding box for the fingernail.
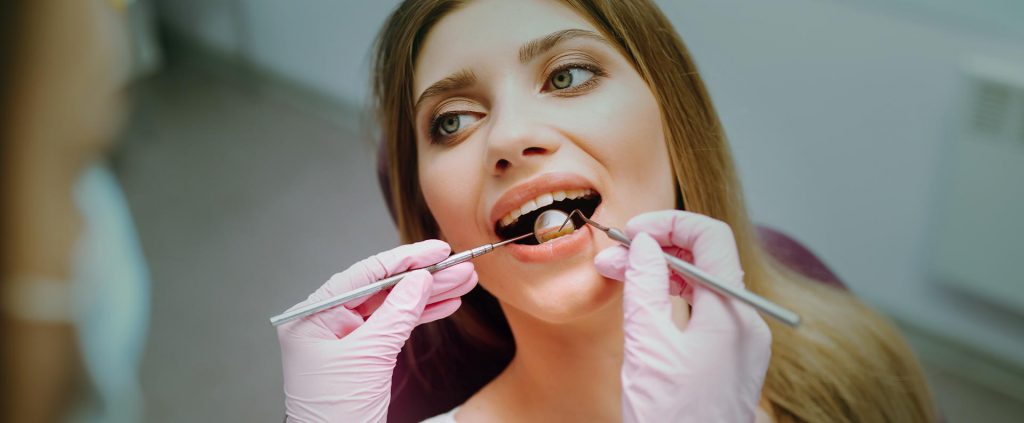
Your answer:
[631,232,658,251]
[394,271,430,306]
[628,233,667,271]
[594,246,617,263]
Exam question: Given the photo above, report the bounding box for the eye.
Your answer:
[432,112,479,137]
[546,66,596,91]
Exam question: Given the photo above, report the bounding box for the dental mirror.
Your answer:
[534,209,576,244]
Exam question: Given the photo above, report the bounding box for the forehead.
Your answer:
[413,0,597,95]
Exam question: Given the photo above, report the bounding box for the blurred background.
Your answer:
[6,0,1023,421]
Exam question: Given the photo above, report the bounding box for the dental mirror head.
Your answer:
[533,209,576,244]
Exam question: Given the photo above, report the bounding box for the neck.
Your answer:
[493,290,625,421]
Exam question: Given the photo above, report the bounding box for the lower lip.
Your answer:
[504,207,601,263]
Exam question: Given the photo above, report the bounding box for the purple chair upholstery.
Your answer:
[755,226,844,289]
[376,145,845,289]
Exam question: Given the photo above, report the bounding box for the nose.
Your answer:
[484,105,561,175]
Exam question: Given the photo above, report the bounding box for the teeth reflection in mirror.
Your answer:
[533,209,575,244]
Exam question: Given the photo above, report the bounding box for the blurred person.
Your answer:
[275,0,936,422]
[1,1,149,422]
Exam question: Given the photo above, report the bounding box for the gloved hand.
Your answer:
[276,240,477,423]
[593,211,772,423]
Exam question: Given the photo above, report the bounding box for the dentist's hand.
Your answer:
[593,211,772,423]
[276,240,477,423]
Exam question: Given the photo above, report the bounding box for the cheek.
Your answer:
[418,146,483,247]
[584,83,676,208]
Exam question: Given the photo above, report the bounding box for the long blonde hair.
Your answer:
[373,1,936,421]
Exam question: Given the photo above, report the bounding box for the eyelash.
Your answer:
[543,62,607,94]
[427,110,470,144]
[427,62,608,145]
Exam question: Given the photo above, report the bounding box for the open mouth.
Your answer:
[495,189,602,245]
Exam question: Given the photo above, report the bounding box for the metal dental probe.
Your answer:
[545,209,801,328]
[269,232,533,326]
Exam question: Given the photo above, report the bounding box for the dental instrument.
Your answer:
[269,232,533,326]
[537,209,802,328]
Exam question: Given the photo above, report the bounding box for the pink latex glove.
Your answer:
[276,240,477,422]
[593,211,772,423]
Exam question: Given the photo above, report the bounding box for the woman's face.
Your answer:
[414,0,675,323]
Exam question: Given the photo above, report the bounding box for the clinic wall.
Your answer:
[653,0,1024,369]
[154,0,1024,369]
[156,0,403,103]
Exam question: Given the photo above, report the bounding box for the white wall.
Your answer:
[155,0,1024,367]
[656,0,1024,368]
[158,0,403,102]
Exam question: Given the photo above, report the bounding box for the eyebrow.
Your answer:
[414,28,608,111]
[414,69,477,112]
[518,28,607,64]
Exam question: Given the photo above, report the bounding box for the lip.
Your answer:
[505,203,603,263]
[489,172,598,230]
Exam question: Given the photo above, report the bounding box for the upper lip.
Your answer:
[489,172,598,232]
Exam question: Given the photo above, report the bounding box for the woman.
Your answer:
[276,0,936,421]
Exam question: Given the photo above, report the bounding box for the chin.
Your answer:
[507,265,622,324]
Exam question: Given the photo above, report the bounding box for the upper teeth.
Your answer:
[499,189,594,228]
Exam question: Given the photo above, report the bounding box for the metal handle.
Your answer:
[607,228,801,328]
[269,272,404,326]
[269,249,482,327]
[267,233,539,327]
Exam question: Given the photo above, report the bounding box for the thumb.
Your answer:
[594,245,629,281]
[622,233,672,329]
[355,270,432,348]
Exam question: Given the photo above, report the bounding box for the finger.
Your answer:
[594,245,629,281]
[280,289,370,340]
[626,212,754,331]
[356,270,433,348]
[663,246,691,298]
[426,262,478,303]
[310,239,451,307]
[664,245,693,264]
[598,244,690,300]
[350,261,476,319]
[625,211,744,287]
[277,300,366,341]
[622,233,673,329]
[686,284,771,346]
[417,297,462,325]
[685,284,743,333]
[307,266,460,339]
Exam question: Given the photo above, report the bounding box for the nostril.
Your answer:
[523,147,545,156]
[496,159,511,171]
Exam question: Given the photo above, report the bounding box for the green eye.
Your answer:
[548,66,596,91]
[552,69,573,89]
[433,112,480,138]
[440,115,460,135]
